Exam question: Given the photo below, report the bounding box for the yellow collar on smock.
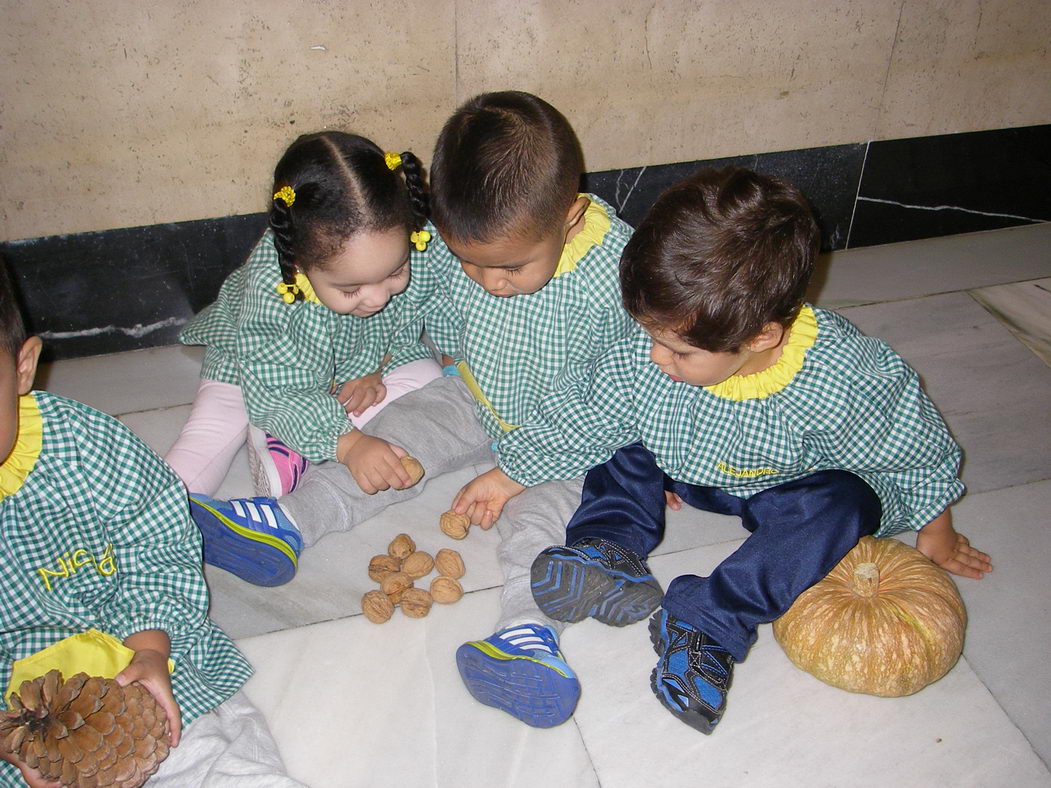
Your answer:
[0,393,43,502]
[705,305,819,401]
[552,197,612,279]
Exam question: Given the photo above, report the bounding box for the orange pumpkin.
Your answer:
[772,536,966,697]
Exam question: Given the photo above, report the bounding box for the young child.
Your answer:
[190,91,637,727]
[454,167,992,733]
[169,132,441,548]
[0,264,302,786]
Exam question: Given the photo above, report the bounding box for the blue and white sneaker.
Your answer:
[649,609,734,734]
[455,624,580,728]
[188,494,303,587]
[531,537,663,626]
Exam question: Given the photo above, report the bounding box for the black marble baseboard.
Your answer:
[2,124,1047,360]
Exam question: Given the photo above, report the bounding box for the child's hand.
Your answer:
[116,633,182,746]
[336,371,387,417]
[0,751,62,788]
[916,511,992,579]
[452,468,527,529]
[337,430,414,493]
[665,490,683,511]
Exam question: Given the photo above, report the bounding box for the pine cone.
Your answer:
[0,670,170,787]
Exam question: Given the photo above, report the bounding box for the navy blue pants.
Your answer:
[564,443,881,661]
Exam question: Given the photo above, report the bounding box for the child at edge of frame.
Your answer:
[187,90,639,729]
[0,262,304,786]
[452,166,993,734]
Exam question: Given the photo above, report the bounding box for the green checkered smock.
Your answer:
[421,195,637,440]
[498,307,964,536]
[180,229,436,462]
[0,392,251,726]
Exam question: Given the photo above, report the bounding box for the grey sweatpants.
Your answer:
[281,375,583,633]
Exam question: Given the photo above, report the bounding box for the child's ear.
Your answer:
[562,195,589,236]
[747,322,786,354]
[15,336,42,395]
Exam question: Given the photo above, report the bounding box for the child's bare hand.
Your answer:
[116,647,182,746]
[0,751,62,788]
[916,511,992,579]
[665,490,683,511]
[336,372,386,417]
[337,430,413,493]
[452,468,526,529]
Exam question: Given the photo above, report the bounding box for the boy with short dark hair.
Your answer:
[454,167,991,733]
[191,91,639,728]
[0,264,301,785]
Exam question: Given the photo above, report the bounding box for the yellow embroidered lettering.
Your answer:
[36,564,69,593]
[96,544,117,577]
[716,461,779,479]
[70,549,92,569]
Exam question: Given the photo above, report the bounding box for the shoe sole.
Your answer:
[455,642,580,728]
[531,552,663,626]
[189,497,298,587]
[647,614,719,735]
[246,429,278,498]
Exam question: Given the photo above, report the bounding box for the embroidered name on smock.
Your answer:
[36,544,117,592]
[716,461,780,479]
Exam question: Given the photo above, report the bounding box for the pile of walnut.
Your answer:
[361,533,465,623]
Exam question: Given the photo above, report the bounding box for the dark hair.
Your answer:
[430,91,583,243]
[268,132,429,300]
[0,260,28,361]
[621,167,819,353]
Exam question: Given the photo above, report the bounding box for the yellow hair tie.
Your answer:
[275,281,300,304]
[273,186,296,208]
[410,229,431,252]
[384,152,403,171]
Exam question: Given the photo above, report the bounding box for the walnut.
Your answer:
[430,576,464,604]
[368,554,402,582]
[434,548,465,579]
[399,456,425,488]
[380,571,413,599]
[400,588,433,618]
[362,590,394,623]
[388,533,416,559]
[401,551,434,580]
[439,511,470,540]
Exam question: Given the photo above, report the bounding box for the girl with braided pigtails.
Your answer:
[168,133,441,584]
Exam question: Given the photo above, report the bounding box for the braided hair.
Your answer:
[268,132,430,300]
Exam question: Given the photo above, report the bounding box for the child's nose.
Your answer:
[481,269,506,292]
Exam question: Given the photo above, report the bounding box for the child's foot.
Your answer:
[531,537,663,626]
[188,494,302,586]
[648,609,734,734]
[247,427,309,497]
[455,624,580,728]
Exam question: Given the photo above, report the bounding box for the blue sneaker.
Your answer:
[648,609,734,734]
[531,537,663,626]
[188,495,303,587]
[455,624,580,728]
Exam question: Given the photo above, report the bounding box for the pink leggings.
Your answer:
[165,358,442,495]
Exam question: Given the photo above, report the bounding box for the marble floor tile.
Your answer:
[563,543,1049,788]
[898,479,1051,767]
[237,587,599,788]
[969,277,1051,368]
[841,292,1051,495]
[37,343,202,415]
[811,222,1051,309]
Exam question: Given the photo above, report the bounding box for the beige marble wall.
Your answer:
[2,0,1048,241]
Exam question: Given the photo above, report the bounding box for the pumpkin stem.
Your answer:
[851,562,880,597]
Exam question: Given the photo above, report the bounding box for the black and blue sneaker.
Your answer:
[189,494,303,587]
[648,609,734,734]
[531,537,663,627]
[456,624,580,728]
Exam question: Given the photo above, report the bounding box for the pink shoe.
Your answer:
[247,427,309,497]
